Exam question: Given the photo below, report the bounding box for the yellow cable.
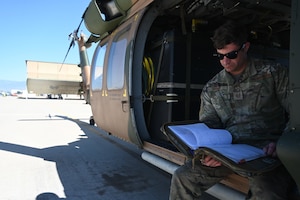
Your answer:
[143,56,155,95]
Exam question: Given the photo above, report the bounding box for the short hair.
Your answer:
[211,20,248,49]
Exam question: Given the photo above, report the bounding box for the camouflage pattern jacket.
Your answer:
[199,58,289,146]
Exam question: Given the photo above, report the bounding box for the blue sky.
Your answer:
[0,0,95,81]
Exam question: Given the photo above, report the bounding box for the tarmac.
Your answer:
[0,96,220,200]
[0,96,172,200]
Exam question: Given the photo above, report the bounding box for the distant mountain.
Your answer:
[0,80,26,92]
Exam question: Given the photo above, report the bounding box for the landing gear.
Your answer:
[89,116,95,126]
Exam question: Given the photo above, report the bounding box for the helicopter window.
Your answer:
[107,30,127,90]
[91,44,106,91]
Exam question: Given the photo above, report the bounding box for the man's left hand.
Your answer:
[263,142,277,157]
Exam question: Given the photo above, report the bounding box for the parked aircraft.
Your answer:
[68,0,299,198]
[26,60,83,99]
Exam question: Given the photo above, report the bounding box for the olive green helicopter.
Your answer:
[64,0,299,198]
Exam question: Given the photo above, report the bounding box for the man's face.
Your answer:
[216,42,249,75]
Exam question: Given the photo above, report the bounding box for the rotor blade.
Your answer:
[59,7,87,71]
[75,18,84,38]
[60,39,75,71]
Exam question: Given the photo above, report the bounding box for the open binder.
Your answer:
[161,121,281,177]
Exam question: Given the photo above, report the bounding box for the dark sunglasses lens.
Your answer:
[216,51,238,60]
[226,51,238,59]
[217,54,224,60]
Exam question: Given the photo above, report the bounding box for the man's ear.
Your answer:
[244,42,250,53]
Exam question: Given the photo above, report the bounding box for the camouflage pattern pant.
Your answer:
[169,160,293,200]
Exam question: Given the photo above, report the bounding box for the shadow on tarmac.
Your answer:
[36,192,65,200]
[0,115,171,200]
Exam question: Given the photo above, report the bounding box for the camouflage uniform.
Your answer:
[169,58,292,200]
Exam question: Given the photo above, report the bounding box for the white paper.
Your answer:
[168,123,265,163]
[210,144,265,163]
[168,123,232,150]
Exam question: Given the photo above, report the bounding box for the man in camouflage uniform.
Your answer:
[169,21,293,200]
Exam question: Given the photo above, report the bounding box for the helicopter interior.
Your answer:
[138,0,291,150]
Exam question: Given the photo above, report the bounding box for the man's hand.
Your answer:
[201,155,222,167]
[263,142,277,157]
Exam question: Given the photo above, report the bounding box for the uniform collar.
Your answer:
[223,58,257,84]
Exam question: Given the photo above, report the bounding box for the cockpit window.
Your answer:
[91,44,106,91]
[107,30,127,90]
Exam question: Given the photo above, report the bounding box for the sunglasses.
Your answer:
[213,44,245,60]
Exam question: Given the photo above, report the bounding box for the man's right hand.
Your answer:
[201,155,222,167]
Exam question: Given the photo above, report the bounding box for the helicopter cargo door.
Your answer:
[90,16,143,146]
[105,28,131,141]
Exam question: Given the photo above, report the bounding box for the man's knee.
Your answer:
[247,166,293,200]
[171,165,193,190]
[246,186,287,200]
